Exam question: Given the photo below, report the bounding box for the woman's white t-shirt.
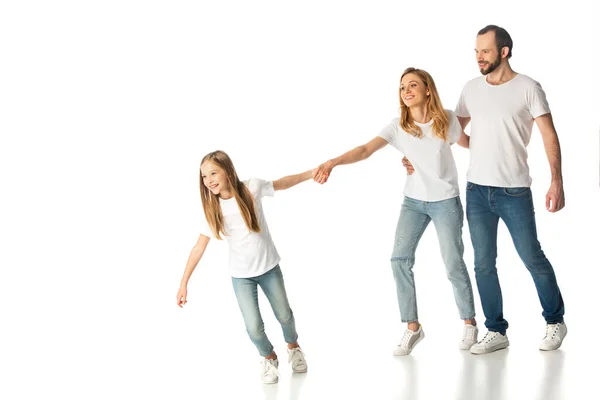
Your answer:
[200,178,280,278]
[378,109,462,201]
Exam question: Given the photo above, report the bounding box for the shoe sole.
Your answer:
[394,331,425,356]
[263,378,279,384]
[470,341,509,355]
[459,343,475,350]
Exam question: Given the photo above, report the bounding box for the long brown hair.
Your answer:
[200,150,260,239]
[398,67,449,141]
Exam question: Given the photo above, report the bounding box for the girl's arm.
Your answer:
[177,233,211,307]
[313,136,388,184]
[273,170,313,191]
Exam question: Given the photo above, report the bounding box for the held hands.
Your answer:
[402,157,415,175]
[546,180,565,212]
[313,160,335,184]
[176,285,188,308]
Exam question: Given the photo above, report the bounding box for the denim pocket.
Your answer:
[466,182,474,190]
[503,187,530,196]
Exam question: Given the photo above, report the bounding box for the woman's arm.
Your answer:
[313,137,388,184]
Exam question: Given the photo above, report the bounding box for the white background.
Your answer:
[1,1,599,399]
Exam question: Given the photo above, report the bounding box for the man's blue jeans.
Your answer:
[466,182,564,335]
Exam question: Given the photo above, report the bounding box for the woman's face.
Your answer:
[400,73,429,108]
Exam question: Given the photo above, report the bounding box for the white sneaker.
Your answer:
[470,331,509,355]
[287,347,307,373]
[539,322,567,351]
[261,358,279,384]
[394,326,425,356]
[460,324,479,350]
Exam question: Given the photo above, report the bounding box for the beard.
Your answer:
[479,54,502,75]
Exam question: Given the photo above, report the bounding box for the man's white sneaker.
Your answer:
[539,322,567,351]
[460,324,479,350]
[394,326,425,356]
[261,358,279,384]
[287,347,307,373]
[469,331,509,355]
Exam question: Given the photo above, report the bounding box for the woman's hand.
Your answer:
[313,160,334,184]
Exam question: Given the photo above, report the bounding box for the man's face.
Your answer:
[475,31,502,75]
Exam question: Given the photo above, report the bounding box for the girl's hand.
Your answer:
[313,161,334,184]
[177,286,188,308]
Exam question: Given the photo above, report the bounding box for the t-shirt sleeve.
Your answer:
[455,85,470,118]
[447,110,462,144]
[377,118,401,151]
[198,215,215,239]
[247,178,274,199]
[527,81,551,118]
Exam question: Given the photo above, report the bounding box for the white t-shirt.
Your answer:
[199,178,280,278]
[455,74,551,187]
[378,109,462,201]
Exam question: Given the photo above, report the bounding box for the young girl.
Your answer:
[177,150,311,384]
[313,68,478,355]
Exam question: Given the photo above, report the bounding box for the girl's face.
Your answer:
[201,161,232,198]
[400,73,429,108]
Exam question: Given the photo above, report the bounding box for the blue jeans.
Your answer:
[391,196,476,322]
[466,182,565,334]
[231,265,298,357]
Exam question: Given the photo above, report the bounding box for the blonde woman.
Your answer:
[313,68,478,355]
[177,150,311,384]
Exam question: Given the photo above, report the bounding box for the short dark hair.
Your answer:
[478,25,513,58]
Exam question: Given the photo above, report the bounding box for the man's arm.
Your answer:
[534,113,565,212]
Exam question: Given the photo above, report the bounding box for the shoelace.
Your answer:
[478,331,497,344]
[263,360,277,376]
[289,349,306,368]
[400,330,415,348]
[544,324,560,340]
[462,325,476,342]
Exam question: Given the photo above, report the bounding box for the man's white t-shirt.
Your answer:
[378,109,463,202]
[199,178,280,278]
[455,74,551,187]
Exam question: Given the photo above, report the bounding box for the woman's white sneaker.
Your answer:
[261,358,279,384]
[394,326,425,356]
[460,324,479,350]
[539,322,567,351]
[287,347,307,373]
[469,331,509,355]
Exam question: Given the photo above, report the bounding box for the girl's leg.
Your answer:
[258,265,298,346]
[259,266,307,373]
[231,276,276,358]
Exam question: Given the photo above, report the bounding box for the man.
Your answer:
[403,25,566,354]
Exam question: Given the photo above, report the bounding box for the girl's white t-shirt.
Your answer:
[199,178,280,278]
[378,109,462,201]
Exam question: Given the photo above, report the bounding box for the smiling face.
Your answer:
[200,161,232,198]
[400,73,429,108]
[475,31,503,75]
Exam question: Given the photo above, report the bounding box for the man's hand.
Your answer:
[402,157,415,175]
[546,181,565,212]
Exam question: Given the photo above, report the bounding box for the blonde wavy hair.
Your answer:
[200,150,260,239]
[399,67,449,140]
